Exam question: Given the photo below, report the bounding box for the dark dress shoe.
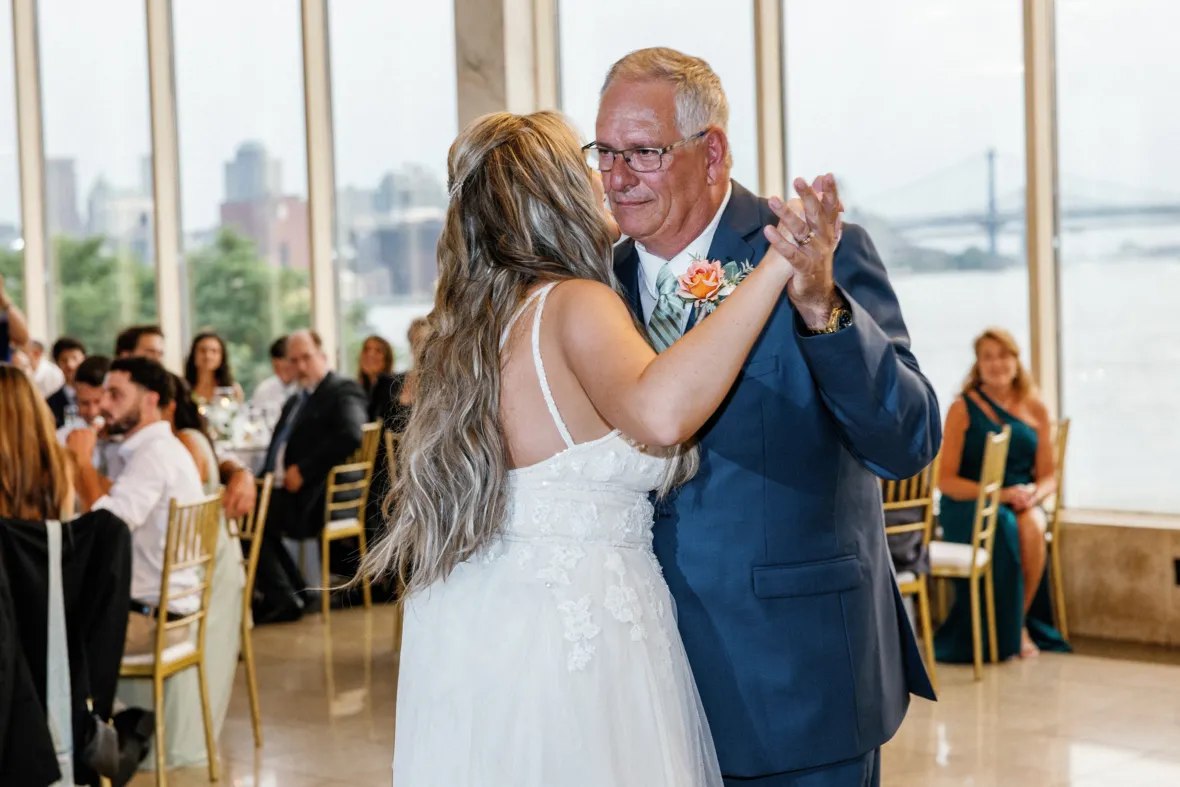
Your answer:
[254,593,305,625]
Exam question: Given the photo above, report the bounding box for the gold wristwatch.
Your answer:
[807,301,853,335]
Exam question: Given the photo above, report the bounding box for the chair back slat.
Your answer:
[970,427,1011,569]
[1045,419,1071,533]
[153,492,223,653]
[227,474,274,626]
[384,430,399,483]
[346,422,382,466]
[881,454,941,549]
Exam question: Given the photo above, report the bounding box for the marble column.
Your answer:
[453,0,558,130]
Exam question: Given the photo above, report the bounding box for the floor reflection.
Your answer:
[127,608,1180,787]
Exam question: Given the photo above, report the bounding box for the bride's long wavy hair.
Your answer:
[360,111,696,594]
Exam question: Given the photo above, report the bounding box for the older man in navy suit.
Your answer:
[591,48,940,786]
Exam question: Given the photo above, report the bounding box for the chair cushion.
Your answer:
[929,541,989,575]
[895,570,918,585]
[121,640,197,668]
[327,517,361,533]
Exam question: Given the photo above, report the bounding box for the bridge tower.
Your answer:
[985,148,999,256]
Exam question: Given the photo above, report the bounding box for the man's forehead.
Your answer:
[596,82,677,142]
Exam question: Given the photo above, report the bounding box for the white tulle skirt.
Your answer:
[391,536,723,787]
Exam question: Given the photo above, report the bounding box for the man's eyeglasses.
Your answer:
[583,130,708,173]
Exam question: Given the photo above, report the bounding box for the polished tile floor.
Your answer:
[130,607,1180,787]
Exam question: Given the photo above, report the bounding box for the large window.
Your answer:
[174,0,310,394]
[557,0,759,191]
[328,0,456,372]
[784,0,1028,418]
[0,3,20,307]
[39,0,155,353]
[1057,0,1180,513]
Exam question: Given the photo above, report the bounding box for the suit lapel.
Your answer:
[686,181,763,332]
[613,239,643,320]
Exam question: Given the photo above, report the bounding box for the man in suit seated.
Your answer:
[252,329,369,624]
[45,337,87,427]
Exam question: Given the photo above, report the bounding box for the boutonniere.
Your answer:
[676,257,754,316]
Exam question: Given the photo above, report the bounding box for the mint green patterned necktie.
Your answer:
[647,263,683,353]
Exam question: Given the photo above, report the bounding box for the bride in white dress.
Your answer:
[363,110,797,786]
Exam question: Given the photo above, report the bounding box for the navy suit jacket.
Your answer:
[614,181,940,779]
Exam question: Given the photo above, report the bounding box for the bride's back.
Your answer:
[362,110,621,594]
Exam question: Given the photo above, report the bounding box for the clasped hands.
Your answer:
[762,174,845,331]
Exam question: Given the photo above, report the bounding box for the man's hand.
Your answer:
[66,428,97,465]
[223,467,257,519]
[763,174,844,330]
[284,464,304,493]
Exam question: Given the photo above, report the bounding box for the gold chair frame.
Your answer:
[882,454,941,692]
[119,492,224,786]
[226,473,274,748]
[930,426,1011,680]
[1044,418,1072,641]
[318,422,381,618]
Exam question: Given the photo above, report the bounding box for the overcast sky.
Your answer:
[1,0,1177,232]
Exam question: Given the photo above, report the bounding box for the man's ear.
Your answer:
[704,128,730,186]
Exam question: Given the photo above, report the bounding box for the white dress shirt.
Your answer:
[92,420,205,613]
[250,374,297,420]
[33,358,66,399]
[636,182,734,329]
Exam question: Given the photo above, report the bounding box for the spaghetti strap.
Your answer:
[499,287,549,352]
[530,284,575,449]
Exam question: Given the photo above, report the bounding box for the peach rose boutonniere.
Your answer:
[676,257,754,316]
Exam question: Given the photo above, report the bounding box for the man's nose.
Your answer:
[605,159,638,195]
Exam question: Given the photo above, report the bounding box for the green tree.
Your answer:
[187,228,371,392]
[0,248,22,308]
[54,236,155,354]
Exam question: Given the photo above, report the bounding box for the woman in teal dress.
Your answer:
[935,328,1069,662]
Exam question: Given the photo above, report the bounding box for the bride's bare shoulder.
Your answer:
[549,278,629,318]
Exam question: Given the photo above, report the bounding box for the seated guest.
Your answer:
[117,333,257,519]
[184,330,244,405]
[46,336,87,427]
[70,357,205,657]
[254,329,368,623]
[115,373,245,770]
[357,334,394,399]
[58,355,124,492]
[935,328,1069,662]
[28,339,66,399]
[250,335,296,421]
[113,324,165,364]
[0,363,139,786]
[0,273,29,362]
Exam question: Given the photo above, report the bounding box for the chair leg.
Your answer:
[916,579,938,693]
[321,533,331,620]
[242,619,263,748]
[197,660,219,781]
[1050,541,1070,641]
[356,528,372,610]
[984,564,999,664]
[969,578,983,681]
[153,674,167,787]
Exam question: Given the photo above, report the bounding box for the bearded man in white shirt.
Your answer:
[71,356,205,655]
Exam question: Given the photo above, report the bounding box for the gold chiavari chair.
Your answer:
[882,454,941,692]
[225,473,274,748]
[119,492,224,786]
[319,422,381,619]
[929,426,1011,680]
[1044,418,1072,641]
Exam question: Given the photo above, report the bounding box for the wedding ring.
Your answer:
[795,231,816,246]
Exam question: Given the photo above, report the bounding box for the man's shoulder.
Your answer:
[612,238,637,271]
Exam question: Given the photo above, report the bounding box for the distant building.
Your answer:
[44,158,83,237]
[87,177,154,263]
[355,207,444,299]
[219,142,309,269]
[224,141,283,203]
[220,196,309,270]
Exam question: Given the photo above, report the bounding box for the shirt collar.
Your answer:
[118,419,172,457]
[636,181,734,299]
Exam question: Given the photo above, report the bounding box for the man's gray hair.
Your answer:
[602,47,732,168]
